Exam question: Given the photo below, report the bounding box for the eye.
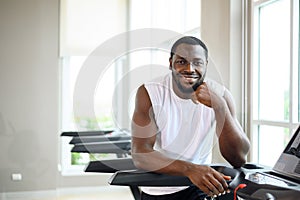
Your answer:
[175,59,187,65]
[193,60,204,66]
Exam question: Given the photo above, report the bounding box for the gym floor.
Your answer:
[0,186,134,200]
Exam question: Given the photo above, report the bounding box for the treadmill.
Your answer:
[107,125,300,200]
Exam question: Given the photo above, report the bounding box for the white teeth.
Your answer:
[181,74,198,78]
[183,76,198,79]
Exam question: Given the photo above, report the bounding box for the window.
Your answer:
[251,0,299,166]
[60,0,201,174]
[60,0,127,174]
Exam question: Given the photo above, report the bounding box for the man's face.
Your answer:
[170,43,207,94]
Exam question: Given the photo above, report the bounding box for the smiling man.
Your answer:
[131,36,250,200]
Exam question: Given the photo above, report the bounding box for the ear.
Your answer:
[169,57,172,70]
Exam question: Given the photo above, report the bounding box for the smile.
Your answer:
[182,75,199,79]
[180,74,200,81]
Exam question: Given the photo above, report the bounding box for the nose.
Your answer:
[186,62,196,72]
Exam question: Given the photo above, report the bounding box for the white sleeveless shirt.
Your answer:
[141,73,225,195]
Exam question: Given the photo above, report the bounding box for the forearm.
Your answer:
[131,144,232,197]
[213,99,250,167]
[131,143,193,176]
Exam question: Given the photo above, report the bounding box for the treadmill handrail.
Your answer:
[61,130,113,137]
[108,164,240,187]
[108,169,192,186]
[69,135,131,144]
[71,140,131,153]
[85,158,137,173]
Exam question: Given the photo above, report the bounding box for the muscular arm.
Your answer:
[193,83,250,168]
[131,85,230,197]
[218,89,250,167]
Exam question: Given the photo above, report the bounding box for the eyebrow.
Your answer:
[174,55,204,61]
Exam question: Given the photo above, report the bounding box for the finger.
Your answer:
[211,173,231,194]
[191,93,200,104]
[219,173,231,187]
[196,92,211,106]
[201,186,213,197]
[198,86,209,95]
[204,178,221,196]
[223,175,231,180]
[197,88,212,100]
[210,177,225,194]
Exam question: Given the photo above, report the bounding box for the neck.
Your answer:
[172,80,193,99]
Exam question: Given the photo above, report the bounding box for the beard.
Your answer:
[172,70,206,94]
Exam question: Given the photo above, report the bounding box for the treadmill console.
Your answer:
[246,172,296,187]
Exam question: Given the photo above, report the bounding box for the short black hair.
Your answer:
[170,36,208,59]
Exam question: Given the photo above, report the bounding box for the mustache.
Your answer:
[180,72,199,77]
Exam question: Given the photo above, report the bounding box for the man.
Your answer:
[131,36,250,200]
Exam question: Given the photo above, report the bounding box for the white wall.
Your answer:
[201,0,244,164]
[0,0,59,192]
[202,0,243,109]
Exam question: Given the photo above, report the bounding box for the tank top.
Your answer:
[141,73,225,195]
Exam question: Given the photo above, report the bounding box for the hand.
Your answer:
[191,82,213,107]
[191,82,225,110]
[186,165,231,197]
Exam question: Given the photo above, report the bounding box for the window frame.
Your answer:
[248,0,299,164]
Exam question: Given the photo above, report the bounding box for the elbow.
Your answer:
[222,139,251,168]
[221,152,247,168]
[230,155,247,168]
[234,150,250,168]
[222,147,250,168]
[131,146,158,172]
[131,146,151,170]
[131,137,157,171]
[131,153,144,170]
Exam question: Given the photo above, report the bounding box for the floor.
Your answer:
[0,186,135,200]
[0,187,237,200]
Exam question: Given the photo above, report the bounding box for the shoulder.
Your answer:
[204,79,237,115]
[205,78,226,97]
[144,74,170,89]
[144,74,172,101]
[136,85,151,105]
